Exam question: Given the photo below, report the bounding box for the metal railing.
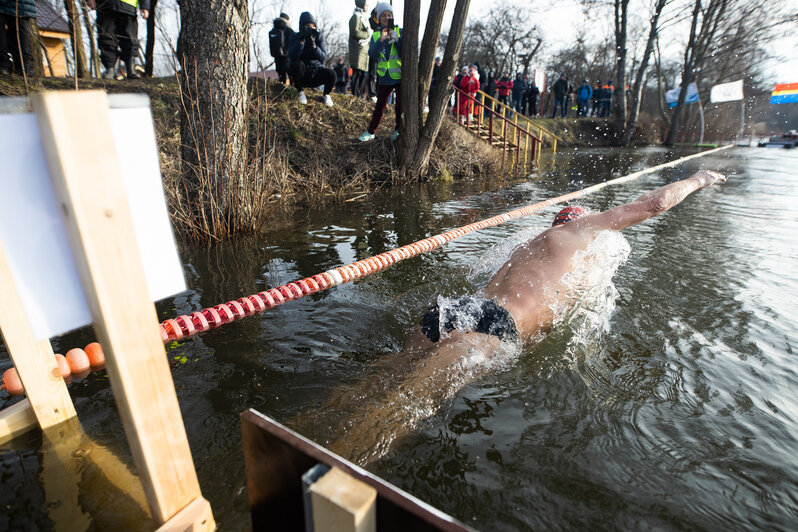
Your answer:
[475,90,562,154]
[452,86,542,171]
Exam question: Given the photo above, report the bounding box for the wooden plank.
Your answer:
[0,399,38,444]
[31,90,211,527]
[241,409,473,532]
[0,243,77,430]
[155,497,214,532]
[310,466,376,532]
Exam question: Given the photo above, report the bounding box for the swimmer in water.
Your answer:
[299,170,727,464]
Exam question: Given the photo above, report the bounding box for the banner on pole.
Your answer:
[666,82,699,107]
[770,83,798,104]
[710,79,744,103]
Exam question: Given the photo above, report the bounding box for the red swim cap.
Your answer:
[552,206,587,226]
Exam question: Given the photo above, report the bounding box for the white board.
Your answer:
[0,96,185,341]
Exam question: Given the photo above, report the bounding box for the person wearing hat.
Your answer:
[289,11,337,107]
[359,2,402,142]
[349,0,371,99]
[576,78,593,118]
[269,12,294,84]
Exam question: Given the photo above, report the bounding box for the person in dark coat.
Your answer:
[333,57,349,93]
[366,7,380,99]
[269,13,294,84]
[0,0,37,76]
[431,56,441,91]
[592,81,602,117]
[551,73,569,118]
[511,73,526,114]
[87,0,149,80]
[289,11,337,107]
[525,82,540,117]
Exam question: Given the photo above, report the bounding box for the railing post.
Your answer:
[489,112,494,146]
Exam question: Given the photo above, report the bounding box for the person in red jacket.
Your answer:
[496,73,513,107]
[457,65,480,122]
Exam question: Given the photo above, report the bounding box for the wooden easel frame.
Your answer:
[0,91,214,530]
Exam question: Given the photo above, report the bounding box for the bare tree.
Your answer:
[458,2,543,75]
[397,0,471,180]
[64,0,89,77]
[622,0,673,145]
[177,0,250,237]
[664,0,731,146]
[144,0,158,76]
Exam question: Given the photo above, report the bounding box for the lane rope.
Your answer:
[158,144,732,342]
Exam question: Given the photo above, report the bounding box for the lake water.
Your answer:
[2,146,797,530]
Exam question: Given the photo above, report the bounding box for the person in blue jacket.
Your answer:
[289,11,337,107]
[576,79,593,117]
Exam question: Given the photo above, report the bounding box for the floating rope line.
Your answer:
[156,145,732,342]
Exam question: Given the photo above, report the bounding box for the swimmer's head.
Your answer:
[552,206,587,226]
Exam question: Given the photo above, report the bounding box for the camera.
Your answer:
[386,18,395,28]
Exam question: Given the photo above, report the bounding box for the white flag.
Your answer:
[710,80,744,103]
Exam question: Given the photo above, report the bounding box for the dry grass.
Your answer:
[0,74,507,239]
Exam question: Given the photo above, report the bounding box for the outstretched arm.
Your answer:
[577,170,726,232]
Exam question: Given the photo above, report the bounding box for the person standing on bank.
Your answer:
[333,57,349,94]
[87,0,148,80]
[348,0,370,99]
[269,12,294,84]
[0,0,37,76]
[576,79,592,117]
[289,11,336,107]
[358,2,401,142]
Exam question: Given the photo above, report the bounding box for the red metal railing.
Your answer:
[451,86,541,171]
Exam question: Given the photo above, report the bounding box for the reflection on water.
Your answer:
[2,147,798,530]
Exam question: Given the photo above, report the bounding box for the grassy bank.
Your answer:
[531,116,659,147]
[0,75,504,237]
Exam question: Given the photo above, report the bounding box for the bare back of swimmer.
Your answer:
[304,170,726,464]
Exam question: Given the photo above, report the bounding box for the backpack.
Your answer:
[269,28,287,58]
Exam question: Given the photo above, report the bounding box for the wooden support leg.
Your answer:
[0,243,77,436]
[32,90,214,529]
[0,399,37,445]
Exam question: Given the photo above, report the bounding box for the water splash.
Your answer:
[555,230,631,362]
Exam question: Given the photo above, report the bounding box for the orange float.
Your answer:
[2,368,24,395]
[54,354,71,378]
[85,342,105,368]
[66,348,91,376]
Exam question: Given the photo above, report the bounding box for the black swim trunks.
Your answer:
[419,296,519,343]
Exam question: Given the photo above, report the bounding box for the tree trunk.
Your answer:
[80,0,100,77]
[145,0,158,76]
[611,0,629,144]
[665,0,701,147]
[63,0,88,78]
[398,0,471,180]
[622,0,667,146]
[178,0,249,237]
[28,18,43,76]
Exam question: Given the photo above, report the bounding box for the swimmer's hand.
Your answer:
[692,170,726,187]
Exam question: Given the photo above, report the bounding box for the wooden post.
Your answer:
[309,467,377,532]
[31,90,214,530]
[0,243,77,438]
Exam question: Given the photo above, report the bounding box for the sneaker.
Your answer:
[370,96,378,103]
[101,69,116,80]
[298,91,307,105]
[323,94,334,107]
[127,71,141,80]
[391,130,399,141]
[358,132,375,142]
[0,67,11,76]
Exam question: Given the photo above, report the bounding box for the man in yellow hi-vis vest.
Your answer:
[359,2,402,142]
[87,0,149,80]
